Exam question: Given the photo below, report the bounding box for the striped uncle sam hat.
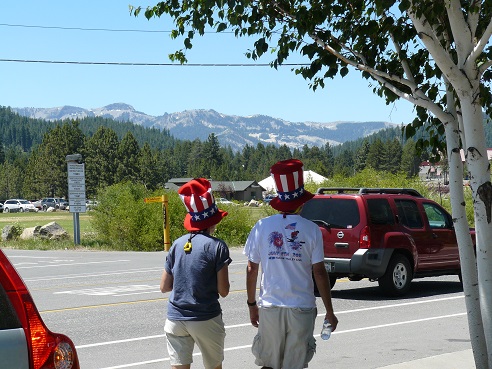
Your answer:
[269,159,314,212]
[178,178,228,231]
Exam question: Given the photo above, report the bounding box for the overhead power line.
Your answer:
[0,58,309,67]
[0,22,232,34]
[0,22,170,33]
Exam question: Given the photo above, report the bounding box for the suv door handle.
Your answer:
[432,233,438,239]
[334,242,349,248]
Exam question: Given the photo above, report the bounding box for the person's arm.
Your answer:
[312,261,338,331]
[217,264,230,297]
[246,260,260,327]
[160,269,173,293]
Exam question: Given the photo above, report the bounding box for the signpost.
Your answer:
[66,154,85,245]
[144,195,171,251]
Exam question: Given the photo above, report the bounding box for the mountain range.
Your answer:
[13,103,398,151]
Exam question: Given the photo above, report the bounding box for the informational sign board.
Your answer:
[67,162,86,213]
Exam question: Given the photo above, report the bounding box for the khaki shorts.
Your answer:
[252,306,317,369]
[164,314,225,369]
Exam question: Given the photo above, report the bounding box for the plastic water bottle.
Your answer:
[320,320,332,340]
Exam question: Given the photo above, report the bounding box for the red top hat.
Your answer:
[269,159,314,212]
[179,178,228,231]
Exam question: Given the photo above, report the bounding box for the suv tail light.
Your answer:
[1,251,79,369]
[24,297,78,369]
[359,226,370,249]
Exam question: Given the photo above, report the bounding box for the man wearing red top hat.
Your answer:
[244,159,338,369]
[160,178,232,369]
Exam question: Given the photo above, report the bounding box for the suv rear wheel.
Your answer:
[378,254,413,297]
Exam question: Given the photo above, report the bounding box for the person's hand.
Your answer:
[249,305,259,328]
[325,312,338,332]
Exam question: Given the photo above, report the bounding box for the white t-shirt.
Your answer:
[243,213,324,308]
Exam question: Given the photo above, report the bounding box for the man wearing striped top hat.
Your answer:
[160,178,232,369]
[244,159,338,369]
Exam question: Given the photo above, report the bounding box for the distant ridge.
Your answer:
[12,103,397,151]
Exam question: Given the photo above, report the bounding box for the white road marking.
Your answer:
[15,259,131,269]
[54,285,159,296]
[24,267,162,282]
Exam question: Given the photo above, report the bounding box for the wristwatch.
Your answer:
[247,300,257,306]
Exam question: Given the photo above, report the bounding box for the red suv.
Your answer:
[300,188,474,296]
[0,249,80,368]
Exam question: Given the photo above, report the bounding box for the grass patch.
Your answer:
[0,211,105,250]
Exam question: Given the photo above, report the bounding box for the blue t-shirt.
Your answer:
[165,232,232,321]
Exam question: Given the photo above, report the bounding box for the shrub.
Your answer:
[91,182,188,251]
[90,182,264,250]
[213,204,270,247]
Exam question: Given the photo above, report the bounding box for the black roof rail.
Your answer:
[316,187,423,197]
[316,188,363,194]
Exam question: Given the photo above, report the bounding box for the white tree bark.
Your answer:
[408,1,492,366]
[443,97,488,368]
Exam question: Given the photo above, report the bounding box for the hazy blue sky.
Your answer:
[0,1,416,124]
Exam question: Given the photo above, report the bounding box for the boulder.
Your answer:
[2,225,16,241]
[38,222,69,240]
[20,226,41,240]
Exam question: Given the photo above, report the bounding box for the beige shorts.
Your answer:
[252,306,317,369]
[164,314,226,369]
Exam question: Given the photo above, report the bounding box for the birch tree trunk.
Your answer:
[444,109,488,368]
[460,94,492,368]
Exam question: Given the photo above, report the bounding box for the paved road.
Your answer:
[4,248,472,369]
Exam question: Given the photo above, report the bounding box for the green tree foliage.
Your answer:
[25,121,84,198]
[354,140,370,173]
[333,149,354,177]
[83,126,120,197]
[400,138,421,178]
[115,131,141,183]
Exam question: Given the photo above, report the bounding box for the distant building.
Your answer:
[165,178,265,202]
[419,148,492,182]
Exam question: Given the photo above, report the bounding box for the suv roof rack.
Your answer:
[315,187,423,197]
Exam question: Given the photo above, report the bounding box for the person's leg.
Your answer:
[251,307,285,369]
[187,315,226,369]
[282,308,317,369]
[164,319,195,368]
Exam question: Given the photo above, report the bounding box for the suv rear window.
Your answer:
[301,198,360,229]
[395,199,423,229]
[367,198,395,225]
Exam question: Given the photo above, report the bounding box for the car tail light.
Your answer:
[359,226,370,248]
[23,297,78,369]
[0,251,79,369]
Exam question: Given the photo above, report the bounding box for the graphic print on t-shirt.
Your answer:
[266,223,304,261]
[285,223,305,250]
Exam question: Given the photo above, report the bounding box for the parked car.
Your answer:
[30,199,42,211]
[216,197,234,204]
[41,198,57,211]
[263,194,276,204]
[300,187,475,297]
[2,199,38,213]
[0,201,3,213]
[0,249,80,368]
[41,197,68,211]
[86,199,99,211]
[55,198,69,210]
